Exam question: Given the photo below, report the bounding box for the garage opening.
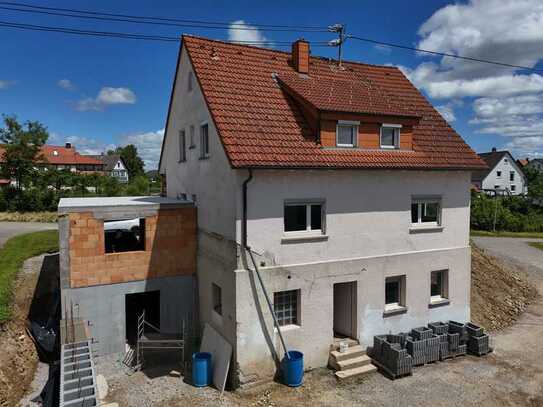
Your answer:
[125,290,160,346]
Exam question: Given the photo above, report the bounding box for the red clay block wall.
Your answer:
[68,208,197,288]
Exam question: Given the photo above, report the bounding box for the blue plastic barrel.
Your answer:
[281,351,304,387]
[192,352,212,387]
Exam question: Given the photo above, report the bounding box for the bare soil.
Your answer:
[471,243,538,330]
[0,255,44,407]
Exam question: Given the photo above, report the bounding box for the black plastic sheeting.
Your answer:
[31,361,60,407]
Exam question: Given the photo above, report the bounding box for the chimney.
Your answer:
[292,39,310,74]
[491,147,497,152]
[65,142,72,149]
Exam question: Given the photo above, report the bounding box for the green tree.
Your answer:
[0,115,48,189]
[523,166,543,200]
[125,175,149,196]
[109,144,144,178]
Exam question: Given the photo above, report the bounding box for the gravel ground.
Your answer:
[93,239,543,406]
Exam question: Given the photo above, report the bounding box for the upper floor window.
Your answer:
[511,185,516,192]
[504,158,508,164]
[336,120,359,147]
[510,171,515,181]
[189,125,195,148]
[496,170,502,178]
[188,71,193,92]
[380,124,401,149]
[284,200,324,234]
[200,123,209,158]
[178,129,186,162]
[411,197,441,226]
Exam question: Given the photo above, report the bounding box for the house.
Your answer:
[157,35,486,384]
[90,154,129,183]
[517,157,543,173]
[472,148,527,195]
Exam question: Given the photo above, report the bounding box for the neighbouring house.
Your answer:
[472,148,527,195]
[517,157,543,173]
[155,35,486,385]
[90,154,130,183]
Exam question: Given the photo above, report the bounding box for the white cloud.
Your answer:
[435,104,456,122]
[228,20,267,44]
[0,80,16,89]
[473,94,543,118]
[76,87,136,111]
[58,79,75,91]
[119,129,164,170]
[505,136,543,158]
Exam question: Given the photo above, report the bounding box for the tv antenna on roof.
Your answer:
[328,23,347,67]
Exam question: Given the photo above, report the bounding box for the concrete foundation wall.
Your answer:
[235,246,470,382]
[62,275,195,355]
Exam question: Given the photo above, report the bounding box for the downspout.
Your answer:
[241,169,290,359]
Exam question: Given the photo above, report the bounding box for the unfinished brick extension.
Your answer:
[66,208,197,288]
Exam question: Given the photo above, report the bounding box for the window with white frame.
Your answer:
[430,269,448,302]
[411,198,441,226]
[380,124,401,149]
[496,170,502,178]
[189,125,195,148]
[274,289,300,326]
[511,185,516,192]
[200,123,209,158]
[212,283,222,316]
[385,275,405,311]
[178,130,186,162]
[188,71,193,92]
[336,121,358,147]
[284,201,324,234]
[510,171,515,181]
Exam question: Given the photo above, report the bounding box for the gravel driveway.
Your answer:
[0,221,57,248]
[101,238,543,406]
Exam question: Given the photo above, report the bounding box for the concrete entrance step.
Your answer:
[330,344,366,363]
[331,337,359,351]
[334,363,377,380]
[331,354,372,371]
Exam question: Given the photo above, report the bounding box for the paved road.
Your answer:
[472,236,543,272]
[0,222,57,248]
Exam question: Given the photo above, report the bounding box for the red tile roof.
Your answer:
[0,145,103,165]
[180,35,487,170]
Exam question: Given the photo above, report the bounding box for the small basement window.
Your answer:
[385,275,406,311]
[284,201,324,234]
[411,198,441,226]
[274,289,300,326]
[380,124,401,149]
[104,218,145,253]
[430,269,448,302]
[336,121,359,147]
[212,283,222,316]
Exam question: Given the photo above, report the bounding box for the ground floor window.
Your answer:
[385,275,405,311]
[212,283,222,316]
[273,289,300,326]
[430,269,448,302]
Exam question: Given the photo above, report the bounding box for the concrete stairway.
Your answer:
[329,338,377,380]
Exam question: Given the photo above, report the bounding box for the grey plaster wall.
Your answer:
[235,246,470,383]
[62,275,195,356]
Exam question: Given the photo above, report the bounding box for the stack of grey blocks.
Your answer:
[60,340,99,407]
[466,322,491,356]
[372,334,413,378]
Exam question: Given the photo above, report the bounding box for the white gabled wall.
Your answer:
[161,45,238,240]
[481,154,527,195]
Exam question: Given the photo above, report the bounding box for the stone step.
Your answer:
[334,363,377,380]
[332,354,372,371]
[331,338,359,351]
[330,345,366,363]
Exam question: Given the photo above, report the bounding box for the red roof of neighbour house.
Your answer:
[174,35,486,170]
[0,145,103,166]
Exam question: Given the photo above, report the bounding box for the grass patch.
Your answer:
[0,212,57,223]
[471,230,543,238]
[0,230,58,323]
[528,242,543,251]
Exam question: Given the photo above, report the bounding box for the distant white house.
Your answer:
[90,154,129,183]
[472,148,527,195]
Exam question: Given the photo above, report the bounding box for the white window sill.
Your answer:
[281,233,329,244]
[274,324,300,333]
[429,298,450,308]
[409,225,444,234]
[383,305,407,317]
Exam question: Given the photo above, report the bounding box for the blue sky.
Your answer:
[1,0,542,169]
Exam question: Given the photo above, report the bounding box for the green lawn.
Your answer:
[0,230,58,323]
[471,230,543,238]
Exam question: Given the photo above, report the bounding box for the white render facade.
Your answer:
[479,153,527,195]
[159,46,473,385]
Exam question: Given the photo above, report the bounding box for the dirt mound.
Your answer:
[0,255,43,407]
[471,243,537,331]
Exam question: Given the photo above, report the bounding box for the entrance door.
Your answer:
[125,290,160,345]
[333,281,357,338]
